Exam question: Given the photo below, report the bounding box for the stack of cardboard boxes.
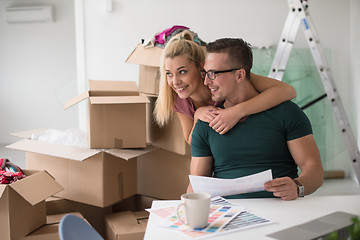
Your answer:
[5,44,192,239]
[127,44,192,200]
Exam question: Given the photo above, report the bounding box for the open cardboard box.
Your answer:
[137,148,190,200]
[105,210,149,240]
[146,96,190,156]
[7,129,156,208]
[64,80,150,149]
[0,170,63,240]
[46,196,113,237]
[126,44,163,96]
[24,212,86,240]
[112,194,158,214]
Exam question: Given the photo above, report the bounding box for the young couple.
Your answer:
[154,31,323,200]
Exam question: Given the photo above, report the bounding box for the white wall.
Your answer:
[351,0,360,148]
[0,0,78,144]
[81,0,289,82]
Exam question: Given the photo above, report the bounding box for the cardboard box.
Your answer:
[45,195,156,237]
[7,129,156,208]
[105,210,149,240]
[0,170,63,240]
[112,194,159,213]
[139,65,160,96]
[24,212,86,240]
[137,148,191,200]
[64,80,150,149]
[146,96,190,156]
[126,44,163,96]
[46,196,113,237]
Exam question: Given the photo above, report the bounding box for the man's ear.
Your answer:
[236,69,246,82]
[199,62,205,70]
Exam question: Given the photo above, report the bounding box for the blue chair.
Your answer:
[59,214,104,240]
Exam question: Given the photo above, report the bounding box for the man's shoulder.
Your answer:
[193,119,213,136]
[270,100,301,112]
[260,101,304,121]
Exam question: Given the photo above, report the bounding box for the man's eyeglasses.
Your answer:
[200,68,241,80]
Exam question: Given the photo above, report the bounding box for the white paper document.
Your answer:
[189,169,273,197]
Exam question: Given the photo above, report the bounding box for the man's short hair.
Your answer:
[206,38,253,78]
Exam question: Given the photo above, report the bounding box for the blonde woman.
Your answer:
[154,30,296,144]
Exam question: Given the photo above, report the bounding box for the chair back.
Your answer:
[59,214,104,240]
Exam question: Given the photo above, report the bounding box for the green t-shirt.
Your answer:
[191,101,313,198]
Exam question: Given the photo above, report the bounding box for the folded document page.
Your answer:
[189,169,273,197]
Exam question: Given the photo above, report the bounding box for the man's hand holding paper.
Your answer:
[189,169,273,197]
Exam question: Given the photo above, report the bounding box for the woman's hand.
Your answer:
[195,106,218,123]
[209,106,244,134]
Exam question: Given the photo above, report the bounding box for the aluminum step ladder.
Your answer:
[269,0,360,184]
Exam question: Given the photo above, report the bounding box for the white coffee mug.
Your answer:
[176,192,211,229]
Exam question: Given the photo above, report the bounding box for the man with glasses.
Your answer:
[188,38,323,200]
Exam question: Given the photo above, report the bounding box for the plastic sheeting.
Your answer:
[252,47,350,176]
[31,128,89,149]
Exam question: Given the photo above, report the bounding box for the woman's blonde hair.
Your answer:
[154,30,206,127]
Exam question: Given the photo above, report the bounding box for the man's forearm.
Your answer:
[189,156,213,176]
[297,162,324,195]
[187,156,213,193]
